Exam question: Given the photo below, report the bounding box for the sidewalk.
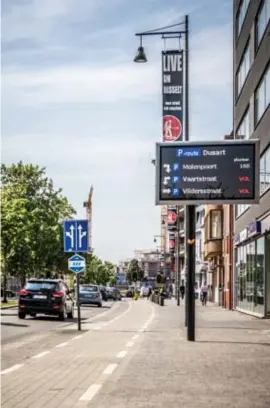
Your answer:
[93,299,270,408]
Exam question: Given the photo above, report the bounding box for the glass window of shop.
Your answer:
[236,237,265,315]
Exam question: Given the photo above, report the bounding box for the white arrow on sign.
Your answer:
[163,176,171,185]
[163,164,171,173]
[66,225,75,248]
[78,224,87,248]
[162,188,171,194]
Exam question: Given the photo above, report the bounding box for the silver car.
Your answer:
[79,285,102,307]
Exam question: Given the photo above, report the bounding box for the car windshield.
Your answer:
[106,287,114,292]
[80,286,98,292]
[25,282,58,291]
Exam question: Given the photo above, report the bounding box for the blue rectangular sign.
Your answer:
[63,219,89,253]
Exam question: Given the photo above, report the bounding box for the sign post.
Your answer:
[155,139,260,341]
[68,254,86,331]
[64,220,89,332]
[76,274,81,331]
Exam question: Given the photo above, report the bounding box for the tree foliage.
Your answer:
[1,162,117,301]
[81,252,116,286]
[1,162,76,286]
[126,259,144,283]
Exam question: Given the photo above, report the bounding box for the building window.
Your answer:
[210,210,222,239]
[255,65,270,125]
[260,145,270,195]
[236,0,250,37]
[236,42,251,96]
[235,236,265,316]
[236,108,250,138]
[236,204,250,218]
[256,0,270,47]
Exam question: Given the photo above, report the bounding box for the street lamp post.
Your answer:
[134,15,195,342]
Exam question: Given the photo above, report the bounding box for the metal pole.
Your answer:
[176,206,180,305]
[184,14,189,327]
[76,274,81,331]
[187,205,195,341]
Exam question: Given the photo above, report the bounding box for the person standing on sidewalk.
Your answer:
[200,282,208,306]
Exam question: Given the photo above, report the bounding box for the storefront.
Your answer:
[234,216,270,318]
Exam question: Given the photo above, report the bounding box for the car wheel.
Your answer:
[18,311,26,319]
[98,303,102,308]
[59,305,67,321]
[67,304,74,319]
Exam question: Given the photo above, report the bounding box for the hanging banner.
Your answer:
[167,208,177,231]
[162,50,183,142]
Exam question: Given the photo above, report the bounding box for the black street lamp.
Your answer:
[134,15,195,342]
[133,21,188,63]
[133,36,147,63]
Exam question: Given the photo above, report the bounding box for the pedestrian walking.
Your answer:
[200,281,208,306]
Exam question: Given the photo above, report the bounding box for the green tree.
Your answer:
[1,162,75,301]
[126,259,143,283]
[83,253,116,287]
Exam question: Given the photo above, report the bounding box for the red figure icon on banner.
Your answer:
[163,115,182,141]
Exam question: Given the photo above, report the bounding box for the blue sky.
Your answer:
[2,0,233,263]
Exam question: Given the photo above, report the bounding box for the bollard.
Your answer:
[159,296,164,306]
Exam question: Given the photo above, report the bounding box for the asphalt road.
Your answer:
[1,302,114,345]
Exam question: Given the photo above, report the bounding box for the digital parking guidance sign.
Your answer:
[155,140,260,205]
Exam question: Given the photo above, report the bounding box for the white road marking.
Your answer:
[1,364,23,375]
[126,341,134,348]
[103,363,118,375]
[132,334,140,341]
[32,351,50,359]
[116,350,128,359]
[55,342,68,348]
[72,334,84,340]
[138,304,156,333]
[79,384,102,401]
[92,325,101,330]
[108,301,132,324]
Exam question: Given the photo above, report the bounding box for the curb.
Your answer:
[0,305,18,310]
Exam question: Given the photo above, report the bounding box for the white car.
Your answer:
[140,286,150,297]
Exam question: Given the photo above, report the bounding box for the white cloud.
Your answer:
[2,22,232,107]
[2,62,160,105]
[2,132,155,166]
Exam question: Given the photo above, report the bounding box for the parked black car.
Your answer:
[18,279,74,321]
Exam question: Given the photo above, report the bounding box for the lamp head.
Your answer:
[134,36,147,63]
[134,45,147,63]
